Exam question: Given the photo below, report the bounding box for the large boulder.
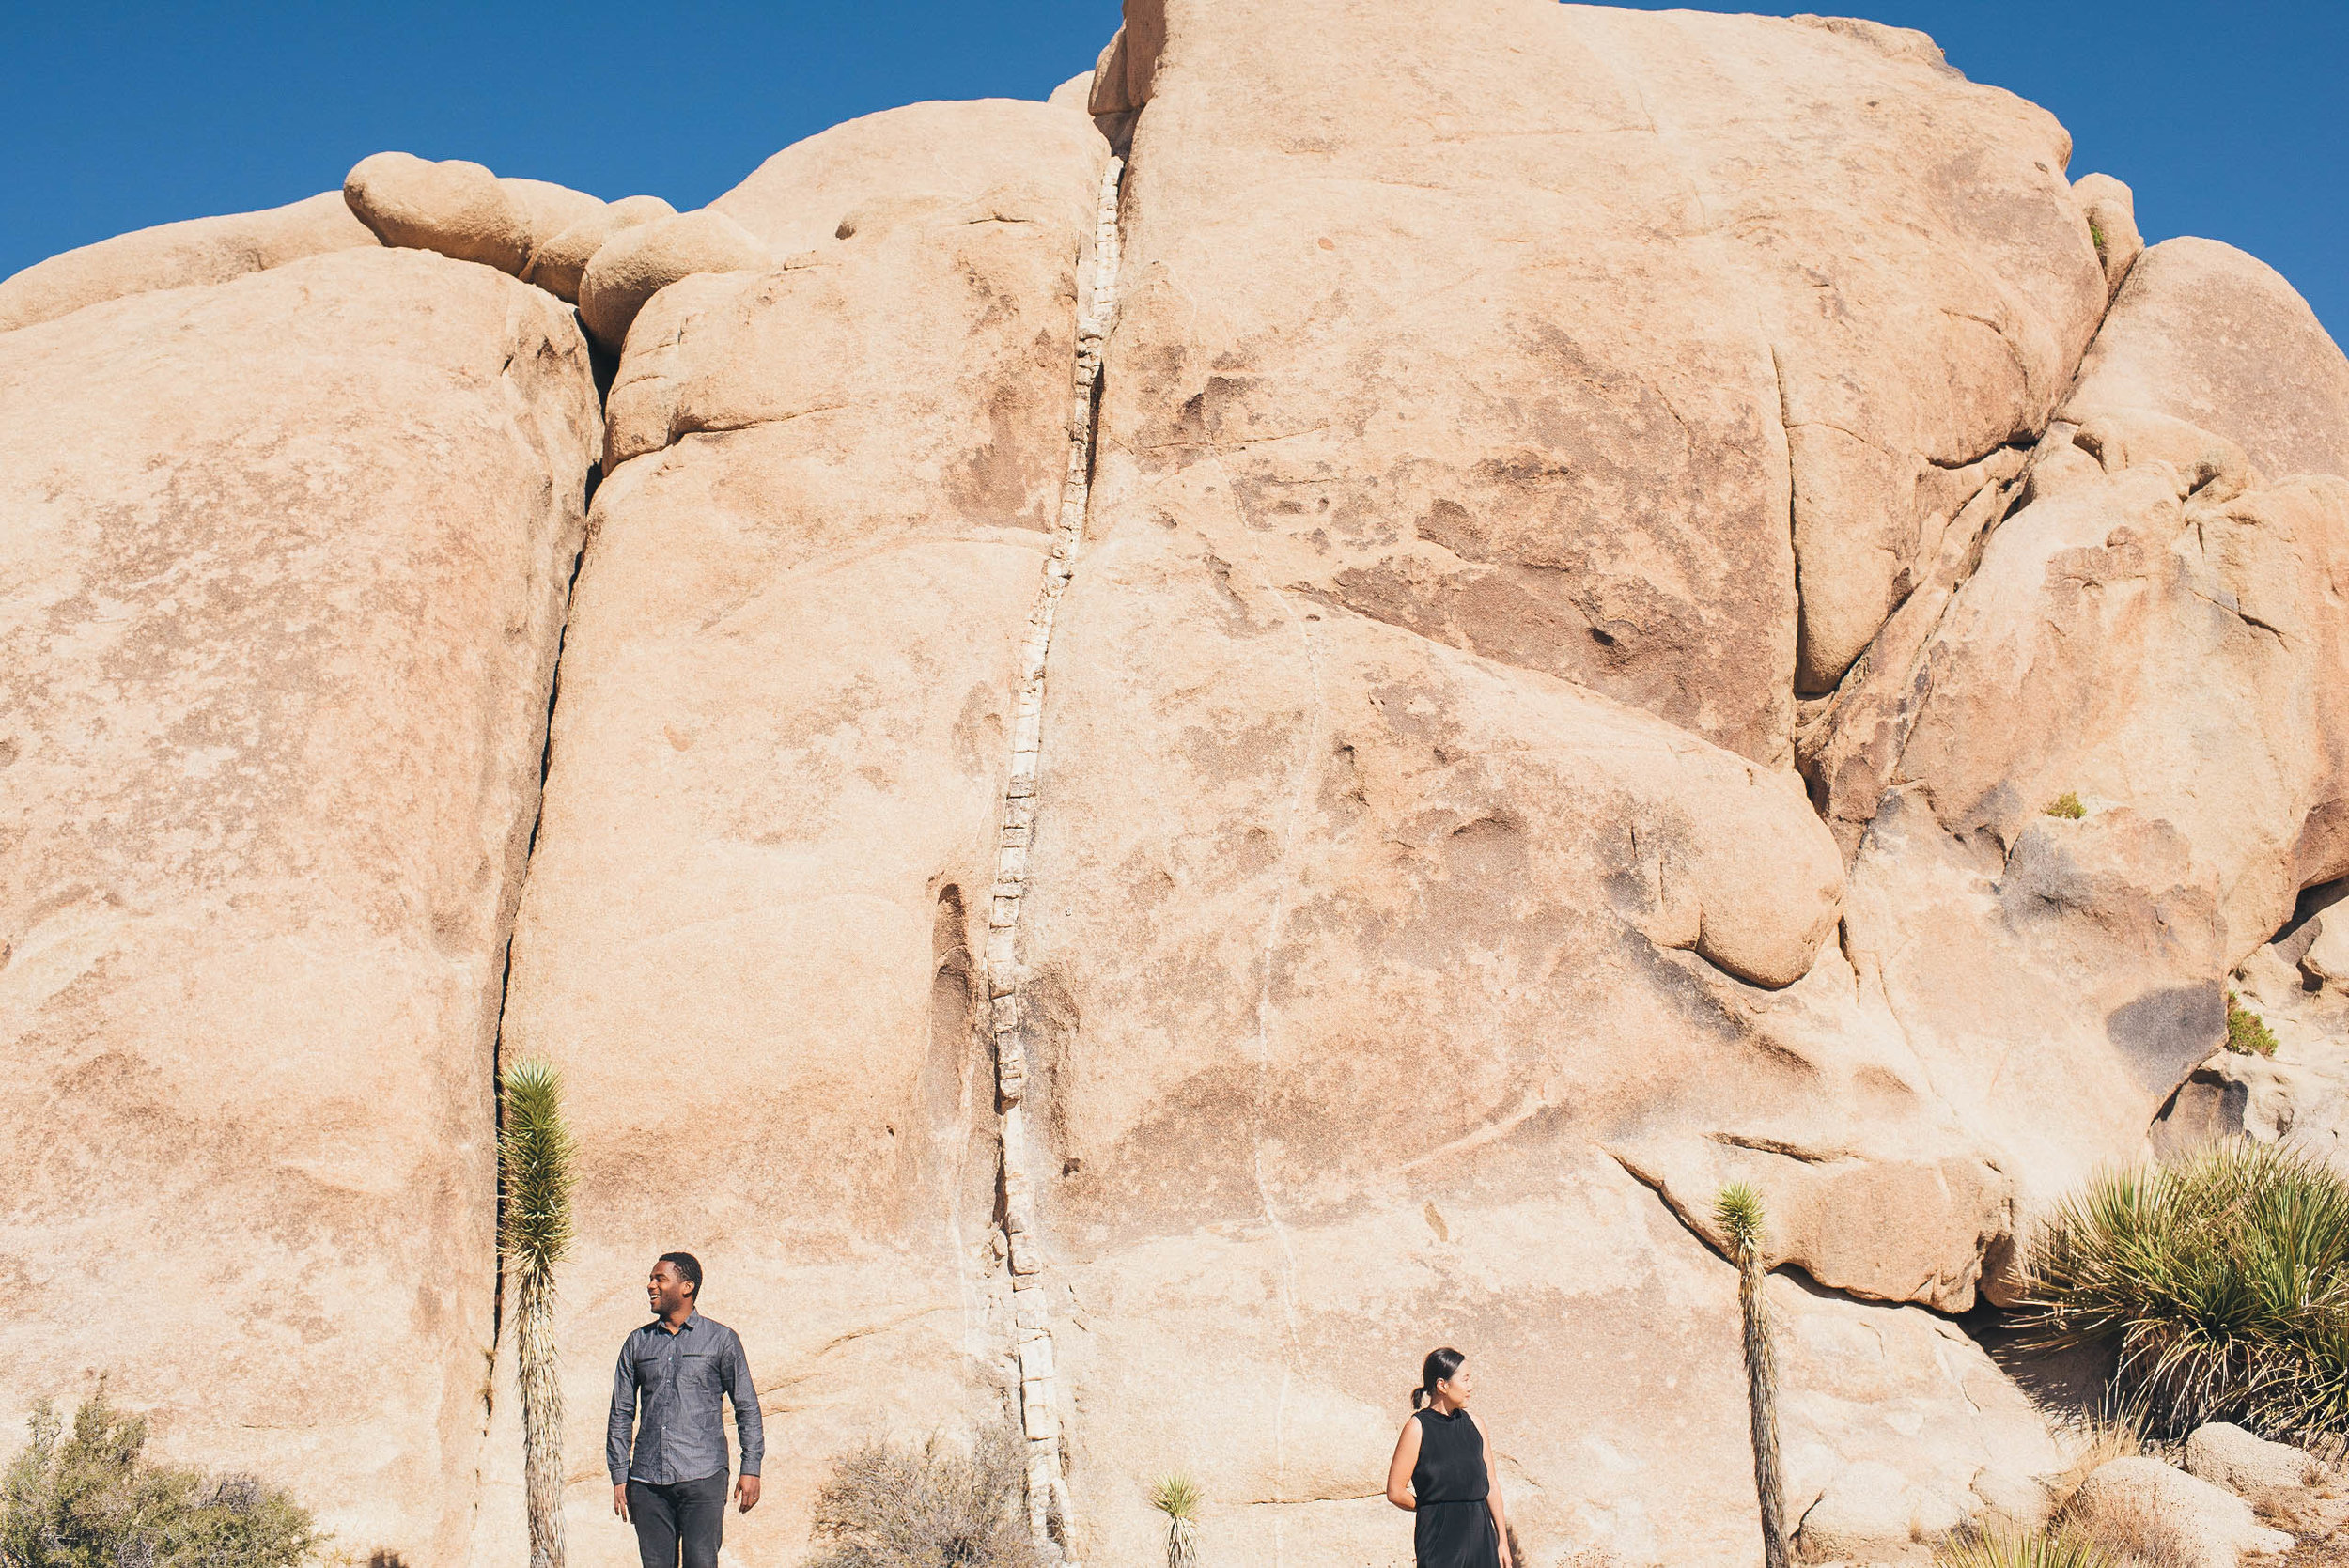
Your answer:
[0,248,599,1563]
[1790,182,2349,1249]
[2062,237,2349,484]
[521,192,675,303]
[462,101,1112,1564]
[499,175,605,258]
[0,192,376,332]
[2067,1456,2295,1566]
[711,98,1102,255]
[343,150,533,273]
[2186,1423,2325,1497]
[1090,0,2106,770]
[575,208,770,350]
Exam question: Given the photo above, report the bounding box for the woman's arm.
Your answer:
[1384,1416,1422,1512]
[1475,1414,1512,1568]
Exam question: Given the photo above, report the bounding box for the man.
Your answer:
[608,1252,764,1568]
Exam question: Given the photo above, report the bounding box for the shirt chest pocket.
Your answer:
[677,1344,720,1392]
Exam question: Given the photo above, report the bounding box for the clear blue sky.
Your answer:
[6,3,2341,343]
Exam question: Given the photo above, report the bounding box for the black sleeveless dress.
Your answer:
[1410,1406,1500,1568]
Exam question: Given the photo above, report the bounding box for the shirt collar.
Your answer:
[650,1311,700,1333]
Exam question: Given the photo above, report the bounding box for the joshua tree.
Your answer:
[1716,1182,1788,1568]
[1147,1474,1201,1568]
[501,1058,577,1568]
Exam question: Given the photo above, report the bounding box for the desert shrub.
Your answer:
[805,1423,1037,1568]
[2020,1139,2349,1449]
[2044,792,2088,820]
[1933,1521,2120,1568]
[2226,993,2279,1056]
[0,1387,320,1568]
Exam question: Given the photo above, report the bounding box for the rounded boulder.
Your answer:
[577,209,768,351]
[343,151,531,275]
[500,178,606,258]
[523,194,676,305]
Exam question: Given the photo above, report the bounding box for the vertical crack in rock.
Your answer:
[479,499,593,1428]
[983,150,1125,1560]
[1248,579,1320,1568]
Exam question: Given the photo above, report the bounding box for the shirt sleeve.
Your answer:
[608,1335,641,1485]
[723,1329,764,1477]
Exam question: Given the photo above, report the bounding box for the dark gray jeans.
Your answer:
[628,1471,727,1568]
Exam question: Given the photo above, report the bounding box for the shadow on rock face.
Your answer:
[2108,983,2224,1096]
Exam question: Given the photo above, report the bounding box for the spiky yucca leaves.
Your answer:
[2021,1139,2349,1451]
[500,1059,577,1568]
[1148,1474,1201,1568]
[1933,1523,2121,1568]
[1715,1183,1789,1568]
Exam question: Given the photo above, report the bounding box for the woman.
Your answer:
[1384,1347,1511,1568]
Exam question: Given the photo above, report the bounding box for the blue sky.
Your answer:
[6,3,2341,342]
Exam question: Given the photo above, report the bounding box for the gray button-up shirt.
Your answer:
[607,1312,764,1485]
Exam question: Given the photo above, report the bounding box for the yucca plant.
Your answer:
[2019,1139,2349,1451]
[1716,1183,1788,1568]
[1147,1474,1201,1568]
[1933,1522,2120,1568]
[500,1058,577,1568]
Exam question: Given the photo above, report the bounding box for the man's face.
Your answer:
[647,1261,692,1317]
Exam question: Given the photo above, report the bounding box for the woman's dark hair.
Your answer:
[1410,1346,1466,1409]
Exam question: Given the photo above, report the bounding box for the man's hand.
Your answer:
[736,1474,761,1514]
[614,1483,630,1521]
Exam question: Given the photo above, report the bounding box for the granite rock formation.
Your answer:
[4,3,2346,1566]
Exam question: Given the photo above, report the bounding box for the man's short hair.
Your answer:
[659,1251,703,1298]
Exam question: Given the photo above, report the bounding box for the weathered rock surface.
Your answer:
[0,248,599,1563]
[501,176,605,257]
[711,98,1105,256]
[8,3,2349,1566]
[466,100,1110,1566]
[0,192,377,332]
[575,207,769,350]
[2156,928,2349,1174]
[1092,0,2105,768]
[2068,1456,2295,1567]
[2186,1423,2325,1497]
[2063,237,2349,483]
[2073,172,2145,300]
[344,150,534,273]
[522,192,675,303]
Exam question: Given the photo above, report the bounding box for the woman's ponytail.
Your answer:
[1411,1346,1466,1410]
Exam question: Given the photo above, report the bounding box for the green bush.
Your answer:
[805,1423,1036,1568]
[0,1387,320,1568]
[2020,1140,2349,1449]
[2225,993,2279,1056]
[1934,1522,2119,1568]
[2044,792,2087,820]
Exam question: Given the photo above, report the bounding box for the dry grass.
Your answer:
[2045,1412,2147,1515]
[804,1423,1037,1568]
